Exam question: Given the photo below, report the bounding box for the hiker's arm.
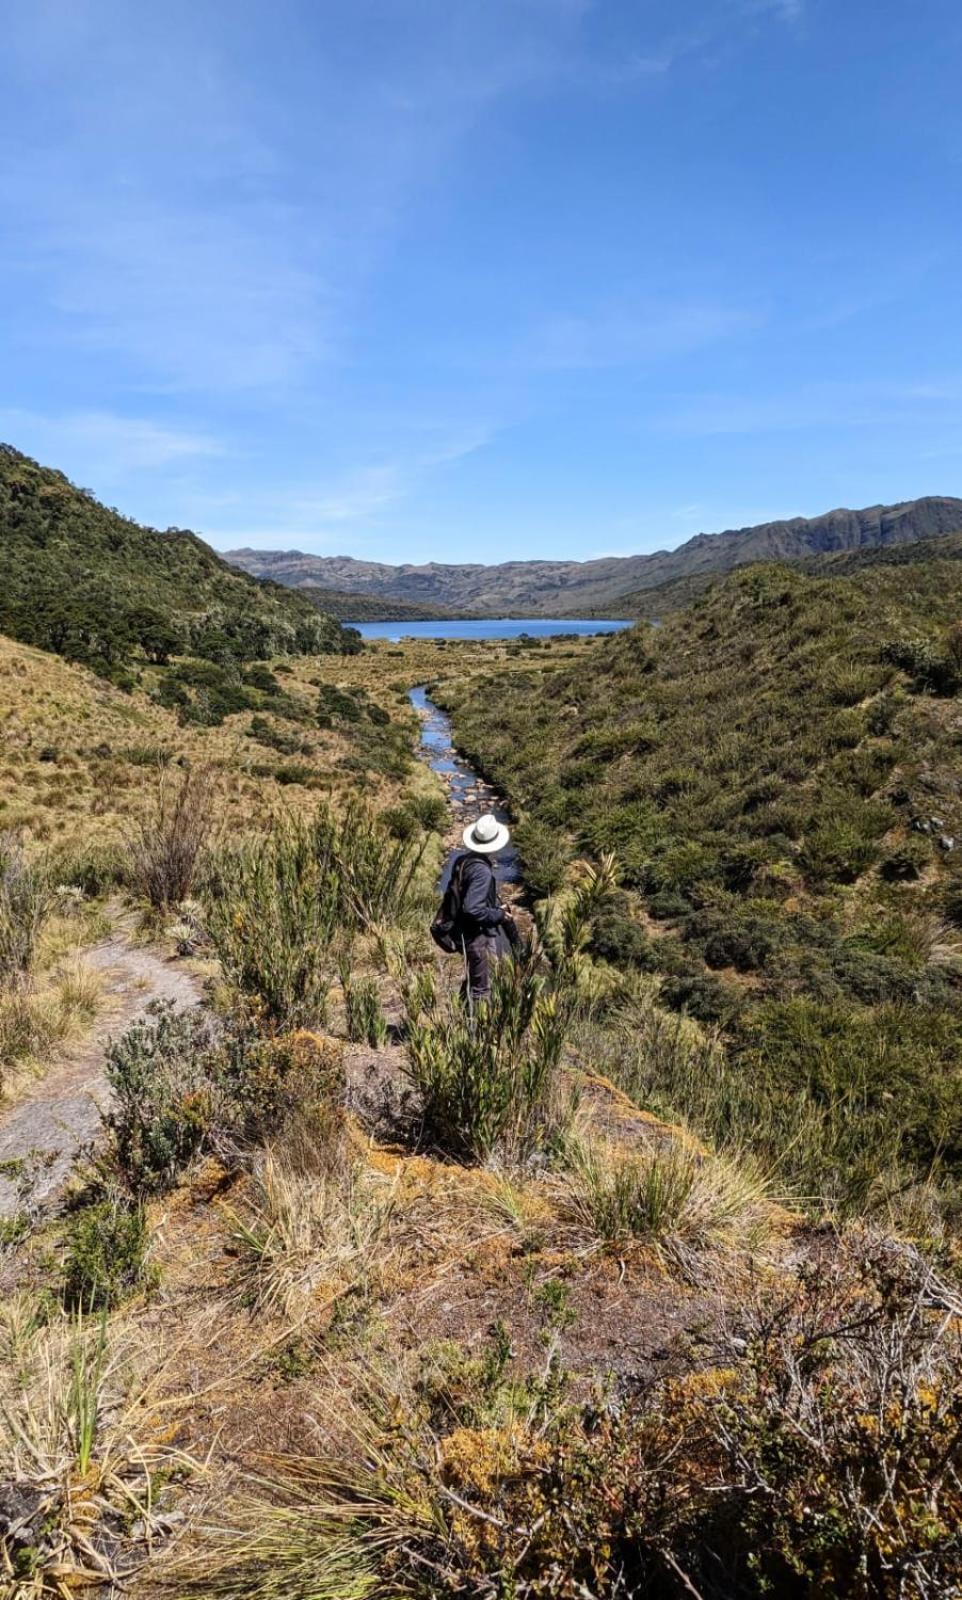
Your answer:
[462,861,505,929]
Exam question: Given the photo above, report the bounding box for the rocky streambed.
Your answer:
[409,685,520,890]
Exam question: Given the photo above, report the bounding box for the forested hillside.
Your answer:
[439,552,962,1219]
[0,445,356,677]
[299,585,464,621]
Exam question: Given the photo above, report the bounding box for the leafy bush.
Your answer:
[659,970,742,1025]
[246,715,308,756]
[588,909,653,969]
[880,835,930,882]
[0,836,53,988]
[103,1002,220,1194]
[799,806,888,886]
[219,1027,346,1152]
[61,1198,148,1310]
[883,634,962,695]
[206,820,342,1029]
[513,819,570,898]
[128,764,217,910]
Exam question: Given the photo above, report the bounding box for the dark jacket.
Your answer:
[454,852,506,938]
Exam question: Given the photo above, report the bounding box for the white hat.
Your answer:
[462,812,510,854]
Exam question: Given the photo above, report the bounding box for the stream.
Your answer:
[409,685,520,890]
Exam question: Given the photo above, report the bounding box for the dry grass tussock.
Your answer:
[0,1299,200,1595]
[223,1143,397,1322]
[0,882,103,1086]
[552,1125,776,1265]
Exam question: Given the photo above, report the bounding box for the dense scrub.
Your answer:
[0,445,358,680]
[439,556,962,1219]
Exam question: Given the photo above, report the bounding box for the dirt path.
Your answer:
[0,923,203,1218]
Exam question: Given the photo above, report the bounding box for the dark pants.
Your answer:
[461,932,501,1005]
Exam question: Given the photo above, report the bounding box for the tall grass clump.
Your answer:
[0,1303,198,1593]
[129,763,217,911]
[224,1145,390,1322]
[555,1131,771,1257]
[0,833,52,987]
[406,947,569,1162]
[206,817,345,1029]
[206,801,428,1029]
[315,797,430,933]
[343,971,389,1048]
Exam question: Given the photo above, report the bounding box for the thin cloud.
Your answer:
[525,301,760,371]
[0,409,223,477]
[658,379,962,437]
[203,426,494,550]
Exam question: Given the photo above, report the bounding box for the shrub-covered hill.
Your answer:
[0,444,357,676]
[590,526,962,622]
[298,585,466,622]
[438,556,962,1216]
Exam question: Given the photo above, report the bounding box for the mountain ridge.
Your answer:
[227,496,962,615]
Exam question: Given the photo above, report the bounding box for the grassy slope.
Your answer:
[0,636,421,852]
[438,556,962,1215]
[0,444,355,670]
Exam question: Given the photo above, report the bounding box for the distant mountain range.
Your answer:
[227,497,962,617]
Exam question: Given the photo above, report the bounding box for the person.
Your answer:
[453,813,518,1005]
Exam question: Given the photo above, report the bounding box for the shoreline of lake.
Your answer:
[353,617,632,642]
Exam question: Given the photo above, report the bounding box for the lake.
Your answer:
[353,617,632,642]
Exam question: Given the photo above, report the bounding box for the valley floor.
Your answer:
[1,629,960,1599]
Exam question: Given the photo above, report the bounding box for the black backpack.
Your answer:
[430,854,468,953]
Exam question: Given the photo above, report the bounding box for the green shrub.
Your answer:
[241,664,282,695]
[206,802,427,1028]
[880,836,930,882]
[103,1002,220,1194]
[883,634,962,695]
[407,792,448,833]
[588,909,653,970]
[61,1198,148,1310]
[245,715,307,756]
[206,818,342,1029]
[514,818,569,898]
[659,971,741,1025]
[800,803,889,886]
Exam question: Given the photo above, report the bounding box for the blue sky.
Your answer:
[2,0,961,563]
